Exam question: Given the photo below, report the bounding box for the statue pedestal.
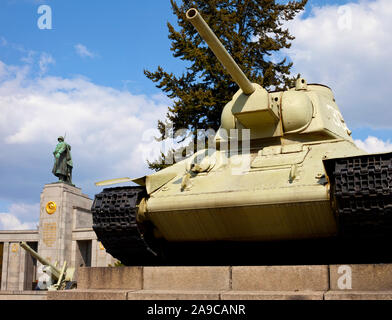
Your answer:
[38,183,92,266]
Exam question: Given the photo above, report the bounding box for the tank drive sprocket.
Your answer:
[327,152,392,238]
[91,186,159,265]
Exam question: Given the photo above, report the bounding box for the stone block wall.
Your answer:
[0,183,115,291]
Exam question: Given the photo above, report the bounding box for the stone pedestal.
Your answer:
[38,183,92,267]
[47,265,392,300]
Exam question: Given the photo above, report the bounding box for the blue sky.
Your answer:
[0,0,360,94]
[0,0,183,94]
[1,0,392,228]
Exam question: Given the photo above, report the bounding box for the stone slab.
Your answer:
[78,267,143,290]
[330,264,392,291]
[325,291,392,300]
[47,290,128,300]
[232,266,329,291]
[221,291,325,300]
[143,267,230,291]
[0,291,47,300]
[127,290,221,300]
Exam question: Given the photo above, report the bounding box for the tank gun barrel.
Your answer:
[186,8,255,95]
[20,242,61,279]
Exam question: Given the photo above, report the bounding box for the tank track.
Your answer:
[327,153,392,238]
[91,186,160,266]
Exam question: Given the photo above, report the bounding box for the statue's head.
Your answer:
[58,136,64,142]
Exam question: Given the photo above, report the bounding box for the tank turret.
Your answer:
[187,8,353,144]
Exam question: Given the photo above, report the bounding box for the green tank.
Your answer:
[92,9,392,265]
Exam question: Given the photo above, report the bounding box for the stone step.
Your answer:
[220,291,325,300]
[7,264,392,300]
[47,289,392,300]
[77,265,330,291]
[325,291,392,300]
[329,264,392,291]
[48,289,222,300]
[76,264,392,292]
[0,291,47,300]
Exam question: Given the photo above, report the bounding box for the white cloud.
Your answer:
[38,52,55,74]
[286,0,392,129]
[74,44,96,58]
[7,203,39,220]
[0,60,169,200]
[0,37,51,70]
[21,50,36,64]
[0,203,39,230]
[355,136,392,153]
[0,214,36,230]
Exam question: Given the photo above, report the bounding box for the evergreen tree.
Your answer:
[145,0,307,170]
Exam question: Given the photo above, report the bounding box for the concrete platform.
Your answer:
[0,291,47,300]
[78,267,143,290]
[5,264,392,300]
[127,290,221,300]
[220,291,325,300]
[48,289,129,300]
[47,289,324,300]
[143,267,230,291]
[325,291,392,300]
[232,266,329,291]
[47,289,223,300]
[329,264,392,291]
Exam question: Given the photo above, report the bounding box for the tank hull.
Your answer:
[143,139,364,242]
[147,189,335,242]
[92,144,392,265]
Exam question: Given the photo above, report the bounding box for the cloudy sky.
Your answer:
[1,0,392,230]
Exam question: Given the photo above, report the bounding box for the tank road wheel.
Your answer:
[91,186,161,266]
[325,153,392,239]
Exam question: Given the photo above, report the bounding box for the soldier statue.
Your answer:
[52,136,73,184]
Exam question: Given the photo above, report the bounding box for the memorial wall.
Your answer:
[0,183,116,291]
